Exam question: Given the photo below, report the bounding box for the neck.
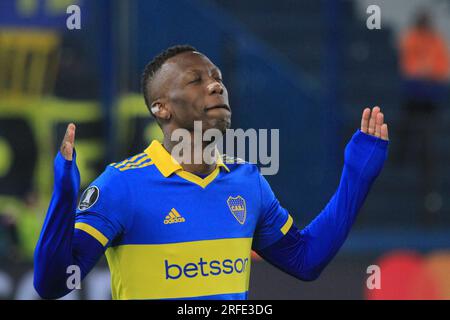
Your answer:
[162,130,217,176]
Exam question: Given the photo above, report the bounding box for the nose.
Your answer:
[207,81,223,95]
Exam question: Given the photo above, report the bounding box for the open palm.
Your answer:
[360,106,389,141]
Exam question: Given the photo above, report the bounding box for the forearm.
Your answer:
[293,166,372,279]
[33,152,103,299]
[257,130,388,280]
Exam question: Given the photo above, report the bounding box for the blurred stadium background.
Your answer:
[0,0,449,299]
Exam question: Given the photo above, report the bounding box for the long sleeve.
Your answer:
[255,130,389,281]
[33,151,105,299]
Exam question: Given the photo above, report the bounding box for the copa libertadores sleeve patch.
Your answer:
[78,186,100,211]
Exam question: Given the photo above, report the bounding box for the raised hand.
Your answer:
[60,123,76,160]
[360,106,389,141]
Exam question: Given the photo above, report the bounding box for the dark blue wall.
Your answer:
[133,0,341,224]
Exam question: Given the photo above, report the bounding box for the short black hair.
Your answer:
[141,44,197,113]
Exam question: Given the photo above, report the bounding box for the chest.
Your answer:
[123,175,261,244]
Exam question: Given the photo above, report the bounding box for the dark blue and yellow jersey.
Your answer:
[74,140,292,299]
[34,130,388,300]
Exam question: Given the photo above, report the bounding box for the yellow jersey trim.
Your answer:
[144,141,182,177]
[113,153,145,169]
[144,140,230,188]
[216,153,231,172]
[119,158,154,171]
[75,222,109,246]
[176,167,221,189]
[280,215,293,235]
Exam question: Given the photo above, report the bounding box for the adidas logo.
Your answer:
[164,208,186,224]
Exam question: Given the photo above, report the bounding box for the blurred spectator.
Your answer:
[400,11,449,82]
[397,10,450,225]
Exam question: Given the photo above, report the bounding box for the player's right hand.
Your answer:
[60,123,76,161]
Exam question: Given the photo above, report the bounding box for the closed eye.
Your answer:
[189,77,201,84]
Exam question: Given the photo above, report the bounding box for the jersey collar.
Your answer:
[144,140,230,178]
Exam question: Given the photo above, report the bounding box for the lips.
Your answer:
[205,104,231,112]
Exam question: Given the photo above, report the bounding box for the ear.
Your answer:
[151,101,171,120]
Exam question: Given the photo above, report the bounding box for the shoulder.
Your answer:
[222,154,260,174]
[108,152,153,172]
[77,154,149,212]
[222,154,247,165]
[88,152,153,189]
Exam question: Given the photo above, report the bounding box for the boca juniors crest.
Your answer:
[227,196,246,224]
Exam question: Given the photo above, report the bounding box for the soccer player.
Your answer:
[34,45,389,300]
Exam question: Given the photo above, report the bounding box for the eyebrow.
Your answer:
[185,68,222,75]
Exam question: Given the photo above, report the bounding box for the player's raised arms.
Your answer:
[34,123,106,299]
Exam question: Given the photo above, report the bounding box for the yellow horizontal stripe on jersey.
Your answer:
[75,222,109,246]
[176,167,220,189]
[280,214,293,235]
[105,237,253,300]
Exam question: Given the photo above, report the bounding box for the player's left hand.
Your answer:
[360,106,389,141]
